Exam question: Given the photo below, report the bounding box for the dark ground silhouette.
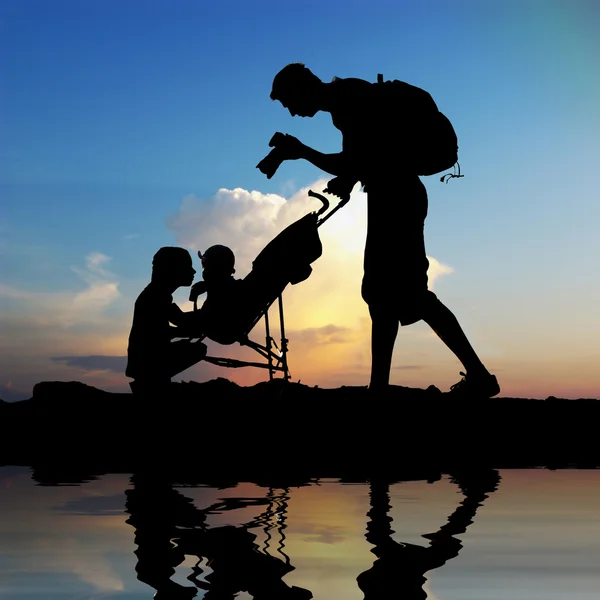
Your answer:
[1,379,599,474]
[257,63,499,398]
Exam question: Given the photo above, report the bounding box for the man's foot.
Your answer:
[448,371,500,398]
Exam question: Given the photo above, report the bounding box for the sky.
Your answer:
[1,0,600,400]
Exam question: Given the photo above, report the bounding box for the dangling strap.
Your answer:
[440,162,464,183]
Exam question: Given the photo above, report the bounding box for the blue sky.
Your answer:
[2,0,599,399]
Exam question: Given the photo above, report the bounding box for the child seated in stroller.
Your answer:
[187,244,246,343]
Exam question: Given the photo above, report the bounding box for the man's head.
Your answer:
[199,245,235,281]
[270,63,323,118]
[152,246,195,287]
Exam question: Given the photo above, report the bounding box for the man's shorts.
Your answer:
[361,176,438,326]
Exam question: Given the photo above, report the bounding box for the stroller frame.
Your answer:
[197,292,291,381]
[193,190,345,381]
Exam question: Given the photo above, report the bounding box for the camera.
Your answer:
[256,132,288,179]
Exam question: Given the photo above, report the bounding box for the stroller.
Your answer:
[191,190,346,380]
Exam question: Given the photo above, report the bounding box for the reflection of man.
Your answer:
[125,474,204,599]
[357,470,501,599]
[258,63,499,397]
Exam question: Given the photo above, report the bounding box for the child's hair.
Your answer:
[199,245,235,274]
[152,246,191,277]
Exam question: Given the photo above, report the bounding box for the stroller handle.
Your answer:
[309,189,349,228]
[308,189,329,217]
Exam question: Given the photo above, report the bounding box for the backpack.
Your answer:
[374,74,460,180]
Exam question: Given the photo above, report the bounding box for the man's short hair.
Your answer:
[270,63,319,101]
[152,246,190,274]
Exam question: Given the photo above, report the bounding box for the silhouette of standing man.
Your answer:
[258,63,499,397]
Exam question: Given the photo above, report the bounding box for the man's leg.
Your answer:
[368,305,399,391]
[421,295,499,396]
[422,296,487,375]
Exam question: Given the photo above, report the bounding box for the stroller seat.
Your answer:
[193,191,341,379]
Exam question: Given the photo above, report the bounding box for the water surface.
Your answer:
[1,468,599,599]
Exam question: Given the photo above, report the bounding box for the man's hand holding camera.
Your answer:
[256,132,307,179]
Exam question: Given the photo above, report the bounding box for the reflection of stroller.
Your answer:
[191,191,345,380]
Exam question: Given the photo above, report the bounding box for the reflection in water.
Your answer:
[248,486,292,565]
[3,468,600,598]
[358,470,501,599]
[125,473,312,599]
[124,470,499,599]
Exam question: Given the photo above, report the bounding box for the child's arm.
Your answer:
[189,281,207,303]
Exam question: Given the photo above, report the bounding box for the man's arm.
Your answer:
[168,303,198,337]
[287,144,359,200]
[299,146,346,176]
[257,133,351,178]
[257,133,359,201]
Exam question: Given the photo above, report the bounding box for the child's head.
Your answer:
[152,247,196,287]
[199,245,235,281]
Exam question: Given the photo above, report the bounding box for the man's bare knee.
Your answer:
[420,291,444,316]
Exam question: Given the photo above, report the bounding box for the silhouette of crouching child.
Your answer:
[126,247,207,399]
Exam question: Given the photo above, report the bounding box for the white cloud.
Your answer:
[70,280,119,319]
[68,253,120,324]
[0,252,121,329]
[167,185,324,275]
[168,181,453,287]
[0,253,128,393]
[82,251,111,274]
[427,255,454,289]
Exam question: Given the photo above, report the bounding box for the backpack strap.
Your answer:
[440,162,464,183]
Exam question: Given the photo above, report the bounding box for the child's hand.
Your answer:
[189,281,206,303]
